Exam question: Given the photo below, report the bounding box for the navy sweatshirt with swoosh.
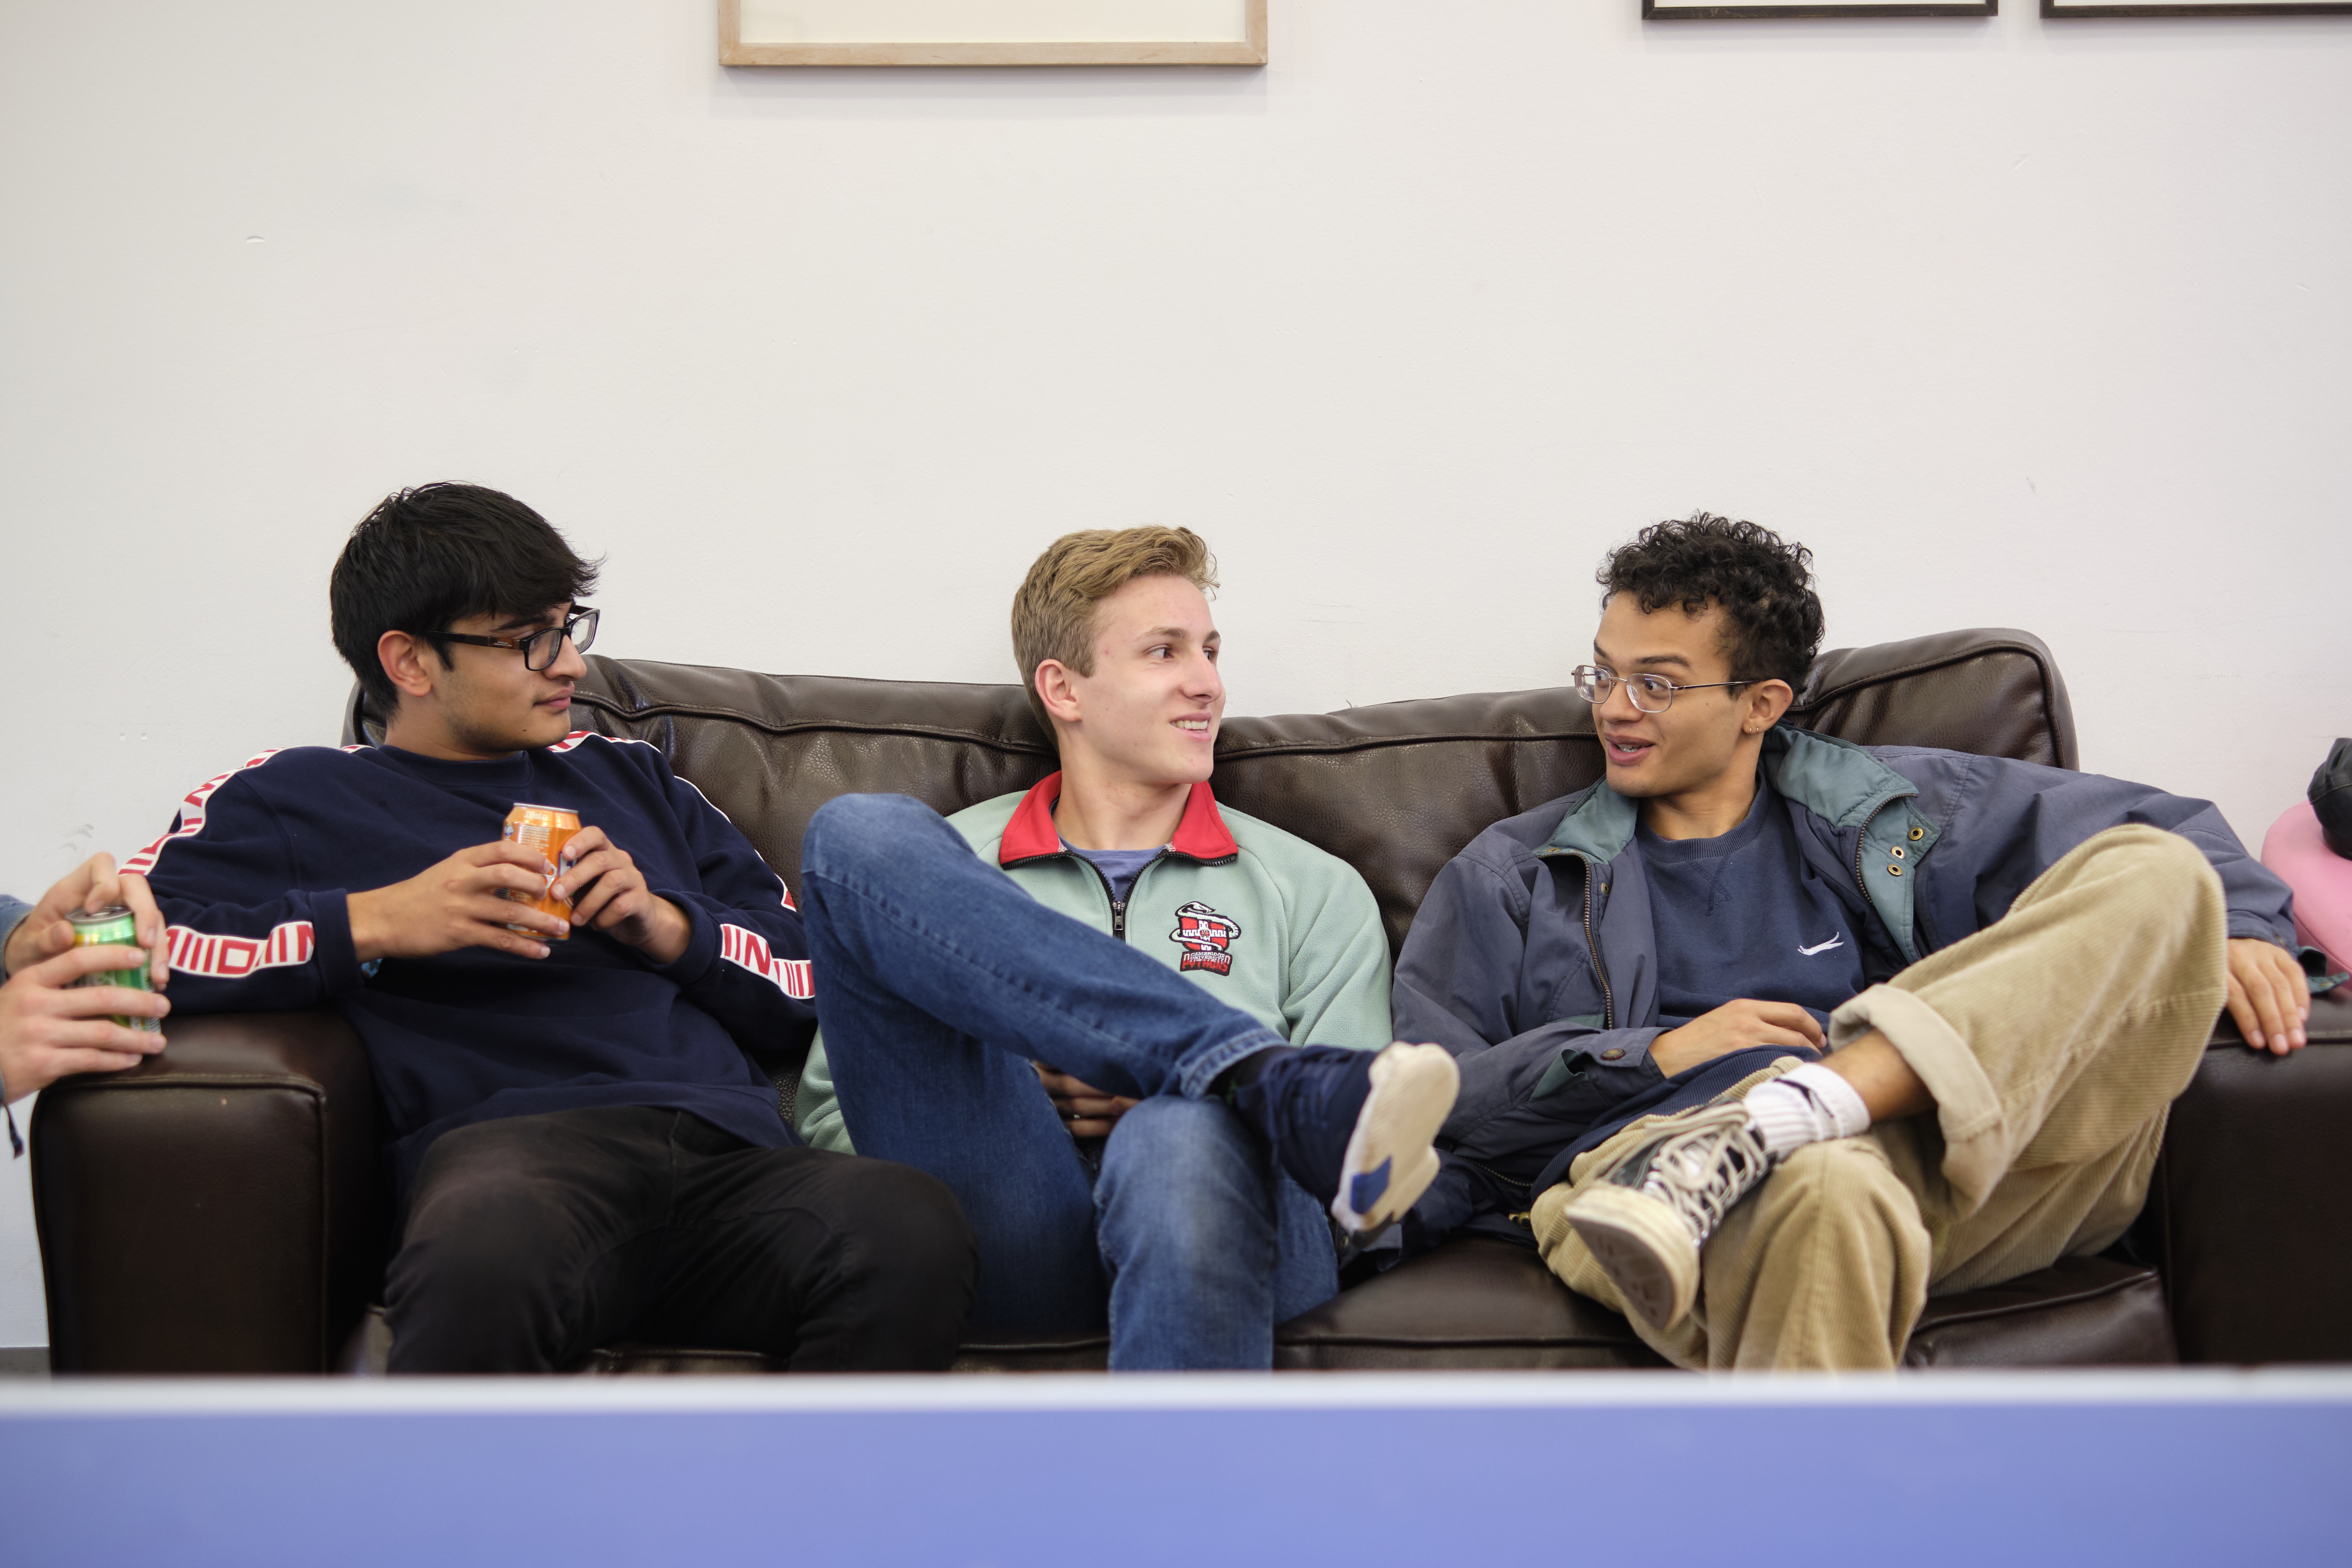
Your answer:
[1637,778,1876,1032]
[131,734,812,1195]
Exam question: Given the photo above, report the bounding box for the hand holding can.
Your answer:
[500,803,582,939]
[67,906,161,1033]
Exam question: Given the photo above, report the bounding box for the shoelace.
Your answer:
[1620,1104,1773,1240]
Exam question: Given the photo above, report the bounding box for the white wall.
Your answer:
[2,1,2347,1348]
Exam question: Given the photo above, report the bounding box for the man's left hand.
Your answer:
[550,826,692,965]
[2225,937,2309,1055]
[4,854,169,989]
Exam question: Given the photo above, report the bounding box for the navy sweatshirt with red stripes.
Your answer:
[132,734,813,1193]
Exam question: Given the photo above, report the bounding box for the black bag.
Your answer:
[2312,738,2352,859]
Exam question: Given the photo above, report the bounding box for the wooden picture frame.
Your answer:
[721,0,1269,66]
[2043,0,2352,14]
[1645,0,1994,15]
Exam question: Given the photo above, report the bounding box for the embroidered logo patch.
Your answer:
[1170,900,1243,975]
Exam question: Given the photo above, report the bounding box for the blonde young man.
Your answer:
[793,528,1457,1370]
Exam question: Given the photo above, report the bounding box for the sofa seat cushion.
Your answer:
[950,1331,1114,1374]
[347,1240,2174,1376]
[1906,1255,2174,1366]
[1274,1239,2174,1372]
[582,1344,785,1375]
[1275,1237,1667,1370]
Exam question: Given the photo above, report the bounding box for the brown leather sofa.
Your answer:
[32,628,2352,1373]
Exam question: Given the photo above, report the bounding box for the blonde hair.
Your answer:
[1011,526,1219,742]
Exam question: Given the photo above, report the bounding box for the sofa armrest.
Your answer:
[30,1010,385,1373]
[2151,986,2352,1365]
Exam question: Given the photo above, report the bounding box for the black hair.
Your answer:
[329,483,601,711]
[1597,512,1824,689]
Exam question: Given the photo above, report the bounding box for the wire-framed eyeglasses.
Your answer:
[1571,663,1748,715]
[422,608,599,672]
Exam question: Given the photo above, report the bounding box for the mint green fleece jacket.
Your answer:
[793,777,1394,1154]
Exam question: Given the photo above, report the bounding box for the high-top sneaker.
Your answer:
[1561,1101,1775,1332]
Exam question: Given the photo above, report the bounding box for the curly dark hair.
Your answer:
[1597,513,1824,688]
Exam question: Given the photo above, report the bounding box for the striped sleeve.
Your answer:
[136,755,367,1009]
[718,921,814,1002]
[661,769,817,1043]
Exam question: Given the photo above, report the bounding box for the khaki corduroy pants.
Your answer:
[1530,824,2229,1370]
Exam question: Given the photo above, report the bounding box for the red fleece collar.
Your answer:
[998,772,1239,866]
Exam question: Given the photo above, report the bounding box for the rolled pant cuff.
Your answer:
[1828,983,2007,1204]
[1178,1026,1291,1102]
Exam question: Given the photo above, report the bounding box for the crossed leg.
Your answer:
[798,792,1377,1368]
[1536,824,2230,1369]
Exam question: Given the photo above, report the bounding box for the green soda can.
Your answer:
[68,905,160,1033]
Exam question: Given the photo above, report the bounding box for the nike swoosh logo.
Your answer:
[1797,935,1846,957]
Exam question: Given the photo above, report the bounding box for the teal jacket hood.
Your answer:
[1540,725,1944,969]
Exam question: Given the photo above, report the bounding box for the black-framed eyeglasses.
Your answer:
[421,608,599,672]
[1571,663,1747,715]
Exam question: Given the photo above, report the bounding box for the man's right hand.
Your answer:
[1650,999,1826,1077]
[347,843,572,963]
[1033,1061,1139,1139]
[3,853,170,988]
[1,943,169,1104]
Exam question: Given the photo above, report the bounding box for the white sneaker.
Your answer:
[1329,1043,1459,1243]
[1560,1102,1775,1332]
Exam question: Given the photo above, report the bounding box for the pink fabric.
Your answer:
[2263,801,2352,980]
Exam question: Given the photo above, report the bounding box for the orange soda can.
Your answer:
[502,803,582,939]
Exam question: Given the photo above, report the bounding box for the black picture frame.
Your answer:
[1645,0,1995,15]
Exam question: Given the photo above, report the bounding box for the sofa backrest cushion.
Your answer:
[350,627,2074,958]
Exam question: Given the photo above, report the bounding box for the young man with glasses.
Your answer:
[130,483,974,1373]
[1390,512,2318,1368]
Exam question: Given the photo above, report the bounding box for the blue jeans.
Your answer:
[799,793,1339,1370]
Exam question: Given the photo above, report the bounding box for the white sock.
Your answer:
[1743,1062,1872,1157]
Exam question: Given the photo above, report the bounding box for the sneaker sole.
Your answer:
[1562,1184,1701,1333]
[1328,1042,1459,1244]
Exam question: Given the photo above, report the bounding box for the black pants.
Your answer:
[383,1106,976,1374]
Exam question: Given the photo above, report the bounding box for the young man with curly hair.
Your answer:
[792,526,1457,1370]
[1393,513,2318,1369]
